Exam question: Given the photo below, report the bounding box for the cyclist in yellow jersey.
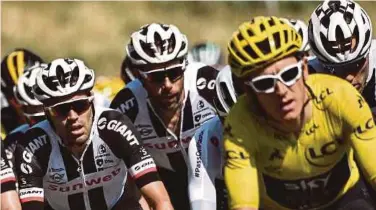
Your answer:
[224,16,376,210]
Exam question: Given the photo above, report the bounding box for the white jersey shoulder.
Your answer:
[187,116,223,210]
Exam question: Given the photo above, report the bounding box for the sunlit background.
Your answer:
[2,1,376,76]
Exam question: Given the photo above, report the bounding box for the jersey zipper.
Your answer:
[70,140,92,210]
[147,97,190,167]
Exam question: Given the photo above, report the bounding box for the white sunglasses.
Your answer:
[244,61,303,93]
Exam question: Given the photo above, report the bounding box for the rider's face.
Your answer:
[46,93,93,147]
[326,57,369,92]
[325,37,370,92]
[246,56,308,123]
[140,60,185,111]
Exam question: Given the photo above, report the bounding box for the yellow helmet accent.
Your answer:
[228,16,302,78]
[7,51,25,85]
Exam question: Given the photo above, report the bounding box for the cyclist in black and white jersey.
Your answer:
[1,140,21,210]
[3,64,46,180]
[1,48,45,137]
[15,58,173,210]
[308,0,376,109]
[110,23,224,210]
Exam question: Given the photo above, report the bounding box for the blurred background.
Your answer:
[2,1,376,76]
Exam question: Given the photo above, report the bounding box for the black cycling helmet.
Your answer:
[1,48,44,99]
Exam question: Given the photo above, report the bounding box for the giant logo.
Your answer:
[116,98,136,114]
[97,117,139,145]
[97,117,107,130]
[20,163,33,174]
[130,159,156,178]
[197,78,215,90]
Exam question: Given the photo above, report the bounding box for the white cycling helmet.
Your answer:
[14,64,45,116]
[308,0,372,64]
[215,66,242,117]
[33,58,95,103]
[188,42,223,66]
[15,64,44,106]
[126,23,188,66]
[282,18,311,53]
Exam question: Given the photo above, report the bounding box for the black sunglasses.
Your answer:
[325,58,367,77]
[46,97,93,117]
[148,67,184,83]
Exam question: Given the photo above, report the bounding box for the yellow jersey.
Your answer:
[224,74,376,210]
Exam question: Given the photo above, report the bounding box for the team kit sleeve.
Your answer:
[1,140,17,193]
[338,83,376,190]
[223,121,260,209]
[98,110,160,189]
[187,116,223,210]
[14,129,47,210]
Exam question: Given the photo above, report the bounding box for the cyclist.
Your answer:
[110,23,222,210]
[188,41,225,70]
[3,64,46,183]
[1,140,21,210]
[15,58,173,210]
[1,48,44,136]
[308,0,375,106]
[309,0,376,200]
[187,16,326,210]
[224,16,376,210]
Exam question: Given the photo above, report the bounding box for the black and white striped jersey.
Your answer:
[110,62,219,172]
[15,106,159,210]
[3,124,29,180]
[1,140,17,193]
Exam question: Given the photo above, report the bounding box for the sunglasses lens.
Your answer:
[166,67,183,82]
[72,100,91,114]
[147,67,183,83]
[281,66,299,84]
[52,103,71,116]
[327,58,366,77]
[147,72,164,83]
[252,78,275,92]
[50,99,91,117]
